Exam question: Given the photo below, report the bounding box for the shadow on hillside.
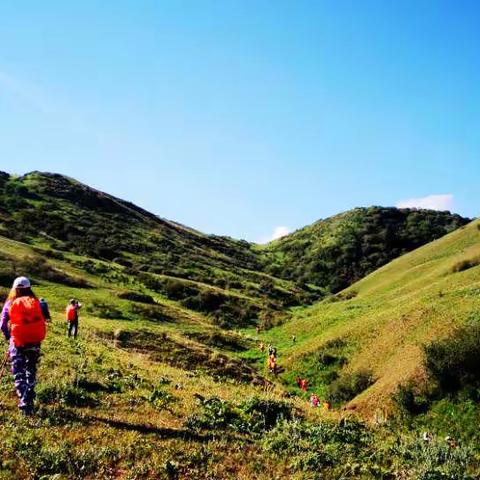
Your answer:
[86,414,212,441]
[41,408,213,442]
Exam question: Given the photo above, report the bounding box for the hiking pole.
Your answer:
[0,350,10,382]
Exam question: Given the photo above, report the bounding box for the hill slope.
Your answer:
[0,172,468,329]
[262,206,469,292]
[0,171,312,328]
[0,172,479,477]
[0,224,478,477]
[254,219,480,417]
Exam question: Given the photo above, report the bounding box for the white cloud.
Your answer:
[271,226,290,240]
[258,226,290,244]
[396,194,454,211]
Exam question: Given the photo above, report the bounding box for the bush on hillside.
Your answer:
[451,257,480,273]
[87,300,124,320]
[238,396,293,433]
[129,303,173,322]
[18,255,90,288]
[327,370,375,404]
[424,323,480,396]
[117,291,155,304]
[393,381,430,417]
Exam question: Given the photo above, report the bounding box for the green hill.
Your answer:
[262,206,469,292]
[254,218,480,420]
[0,171,478,478]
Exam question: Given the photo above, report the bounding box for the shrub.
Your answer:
[327,370,375,404]
[185,396,241,432]
[238,396,293,432]
[117,291,155,304]
[87,300,124,320]
[451,257,480,273]
[129,303,172,322]
[423,323,480,395]
[393,381,430,417]
[37,383,99,407]
[18,255,90,288]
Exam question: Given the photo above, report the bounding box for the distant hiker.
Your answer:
[310,393,320,408]
[268,345,277,357]
[268,354,277,375]
[445,436,457,449]
[296,377,309,391]
[66,299,82,339]
[422,432,433,443]
[39,298,51,322]
[0,276,47,415]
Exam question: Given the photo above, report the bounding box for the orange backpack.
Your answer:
[66,305,77,322]
[9,297,46,347]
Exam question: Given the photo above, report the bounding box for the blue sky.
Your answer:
[0,1,478,242]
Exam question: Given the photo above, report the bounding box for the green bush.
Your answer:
[87,300,124,320]
[117,291,155,304]
[327,370,374,404]
[451,257,480,273]
[238,396,293,432]
[393,381,430,417]
[424,323,480,395]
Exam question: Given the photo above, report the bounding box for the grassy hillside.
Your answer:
[0,233,478,478]
[0,171,478,477]
[0,171,313,329]
[253,219,480,423]
[262,206,469,292]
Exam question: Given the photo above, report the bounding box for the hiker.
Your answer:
[445,436,457,449]
[296,377,309,391]
[268,354,277,375]
[310,393,320,408]
[422,431,433,443]
[66,299,82,339]
[0,276,47,415]
[39,298,51,322]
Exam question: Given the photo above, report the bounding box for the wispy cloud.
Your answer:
[396,194,454,211]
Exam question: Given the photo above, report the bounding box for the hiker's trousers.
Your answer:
[67,320,78,338]
[9,343,41,411]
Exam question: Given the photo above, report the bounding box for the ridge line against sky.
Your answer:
[0,1,478,242]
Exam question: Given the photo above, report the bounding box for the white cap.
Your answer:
[12,276,31,289]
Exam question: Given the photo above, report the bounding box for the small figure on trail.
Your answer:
[0,276,47,415]
[268,354,277,375]
[296,377,309,391]
[66,299,82,339]
[422,431,433,443]
[322,400,331,410]
[39,298,51,322]
[445,436,457,449]
[310,393,320,408]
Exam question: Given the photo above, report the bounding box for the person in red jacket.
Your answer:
[66,299,82,339]
[0,276,47,415]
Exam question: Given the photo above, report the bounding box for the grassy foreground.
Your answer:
[0,231,478,477]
